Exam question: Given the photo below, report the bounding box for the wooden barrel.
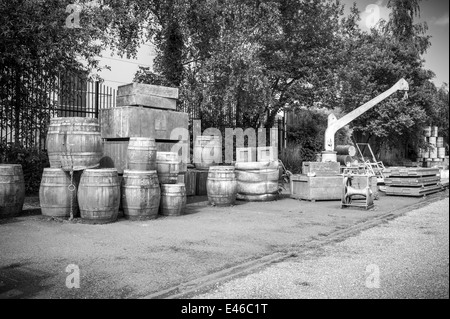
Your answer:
[47,117,103,171]
[46,117,66,168]
[235,162,279,202]
[160,184,186,216]
[428,136,437,146]
[39,168,80,218]
[0,164,25,218]
[431,126,439,137]
[423,126,432,137]
[193,136,222,170]
[335,145,357,157]
[127,137,157,171]
[438,148,446,159]
[121,170,160,221]
[78,169,120,224]
[207,166,237,206]
[156,152,180,184]
[337,155,353,166]
[437,137,444,148]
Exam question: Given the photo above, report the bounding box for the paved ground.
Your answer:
[194,198,449,299]
[0,189,448,299]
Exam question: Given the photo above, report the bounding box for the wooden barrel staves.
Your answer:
[0,164,25,218]
[156,152,180,184]
[127,137,157,171]
[160,184,186,216]
[121,170,160,221]
[193,136,222,170]
[78,169,120,224]
[39,168,80,218]
[207,166,237,207]
[47,117,103,171]
[235,161,279,202]
[335,145,357,157]
[46,117,66,168]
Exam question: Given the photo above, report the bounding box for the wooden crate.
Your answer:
[117,83,179,99]
[196,170,209,196]
[100,106,189,140]
[185,170,197,196]
[386,184,443,197]
[100,139,188,174]
[384,176,440,187]
[116,94,177,110]
[290,174,343,201]
[302,162,341,176]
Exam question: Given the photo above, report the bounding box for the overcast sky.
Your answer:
[342,0,449,88]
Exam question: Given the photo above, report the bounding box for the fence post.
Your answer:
[94,81,100,118]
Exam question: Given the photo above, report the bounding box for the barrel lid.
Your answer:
[123,170,157,175]
[83,168,118,174]
[209,166,235,171]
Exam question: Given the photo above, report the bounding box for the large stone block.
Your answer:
[116,94,177,110]
[117,83,179,99]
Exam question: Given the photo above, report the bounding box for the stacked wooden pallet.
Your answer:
[100,83,189,178]
[384,167,443,197]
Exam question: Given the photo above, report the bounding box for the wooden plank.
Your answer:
[384,176,440,187]
[302,162,340,176]
[383,167,440,177]
[100,107,189,140]
[117,83,179,99]
[116,94,177,110]
[185,170,197,196]
[385,184,443,197]
[196,170,209,196]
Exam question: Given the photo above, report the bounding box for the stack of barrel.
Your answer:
[122,137,160,221]
[157,151,186,217]
[418,126,447,168]
[41,117,114,223]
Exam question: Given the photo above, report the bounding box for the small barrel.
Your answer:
[78,169,120,224]
[337,155,353,166]
[438,148,446,159]
[156,152,180,184]
[160,184,186,216]
[207,166,237,206]
[193,136,222,170]
[436,137,444,148]
[335,145,357,157]
[0,164,25,218]
[428,136,437,146]
[235,162,279,202]
[431,126,439,137]
[423,126,432,137]
[39,168,80,218]
[46,117,66,168]
[121,170,160,221]
[127,137,157,171]
[48,117,103,171]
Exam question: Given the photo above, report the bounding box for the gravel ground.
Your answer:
[194,198,449,299]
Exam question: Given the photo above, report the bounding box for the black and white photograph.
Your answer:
[0,0,448,305]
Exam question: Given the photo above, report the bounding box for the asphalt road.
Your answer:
[194,198,449,299]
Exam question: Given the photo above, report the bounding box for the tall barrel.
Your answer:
[127,137,157,171]
[429,136,437,146]
[423,126,432,137]
[207,166,237,207]
[78,169,120,224]
[436,137,444,148]
[193,136,222,170]
[46,117,66,168]
[121,170,160,221]
[335,145,357,157]
[235,161,279,202]
[39,168,79,218]
[47,117,103,171]
[160,184,186,216]
[337,155,353,166]
[0,164,25,217]
[156,152,180,184]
